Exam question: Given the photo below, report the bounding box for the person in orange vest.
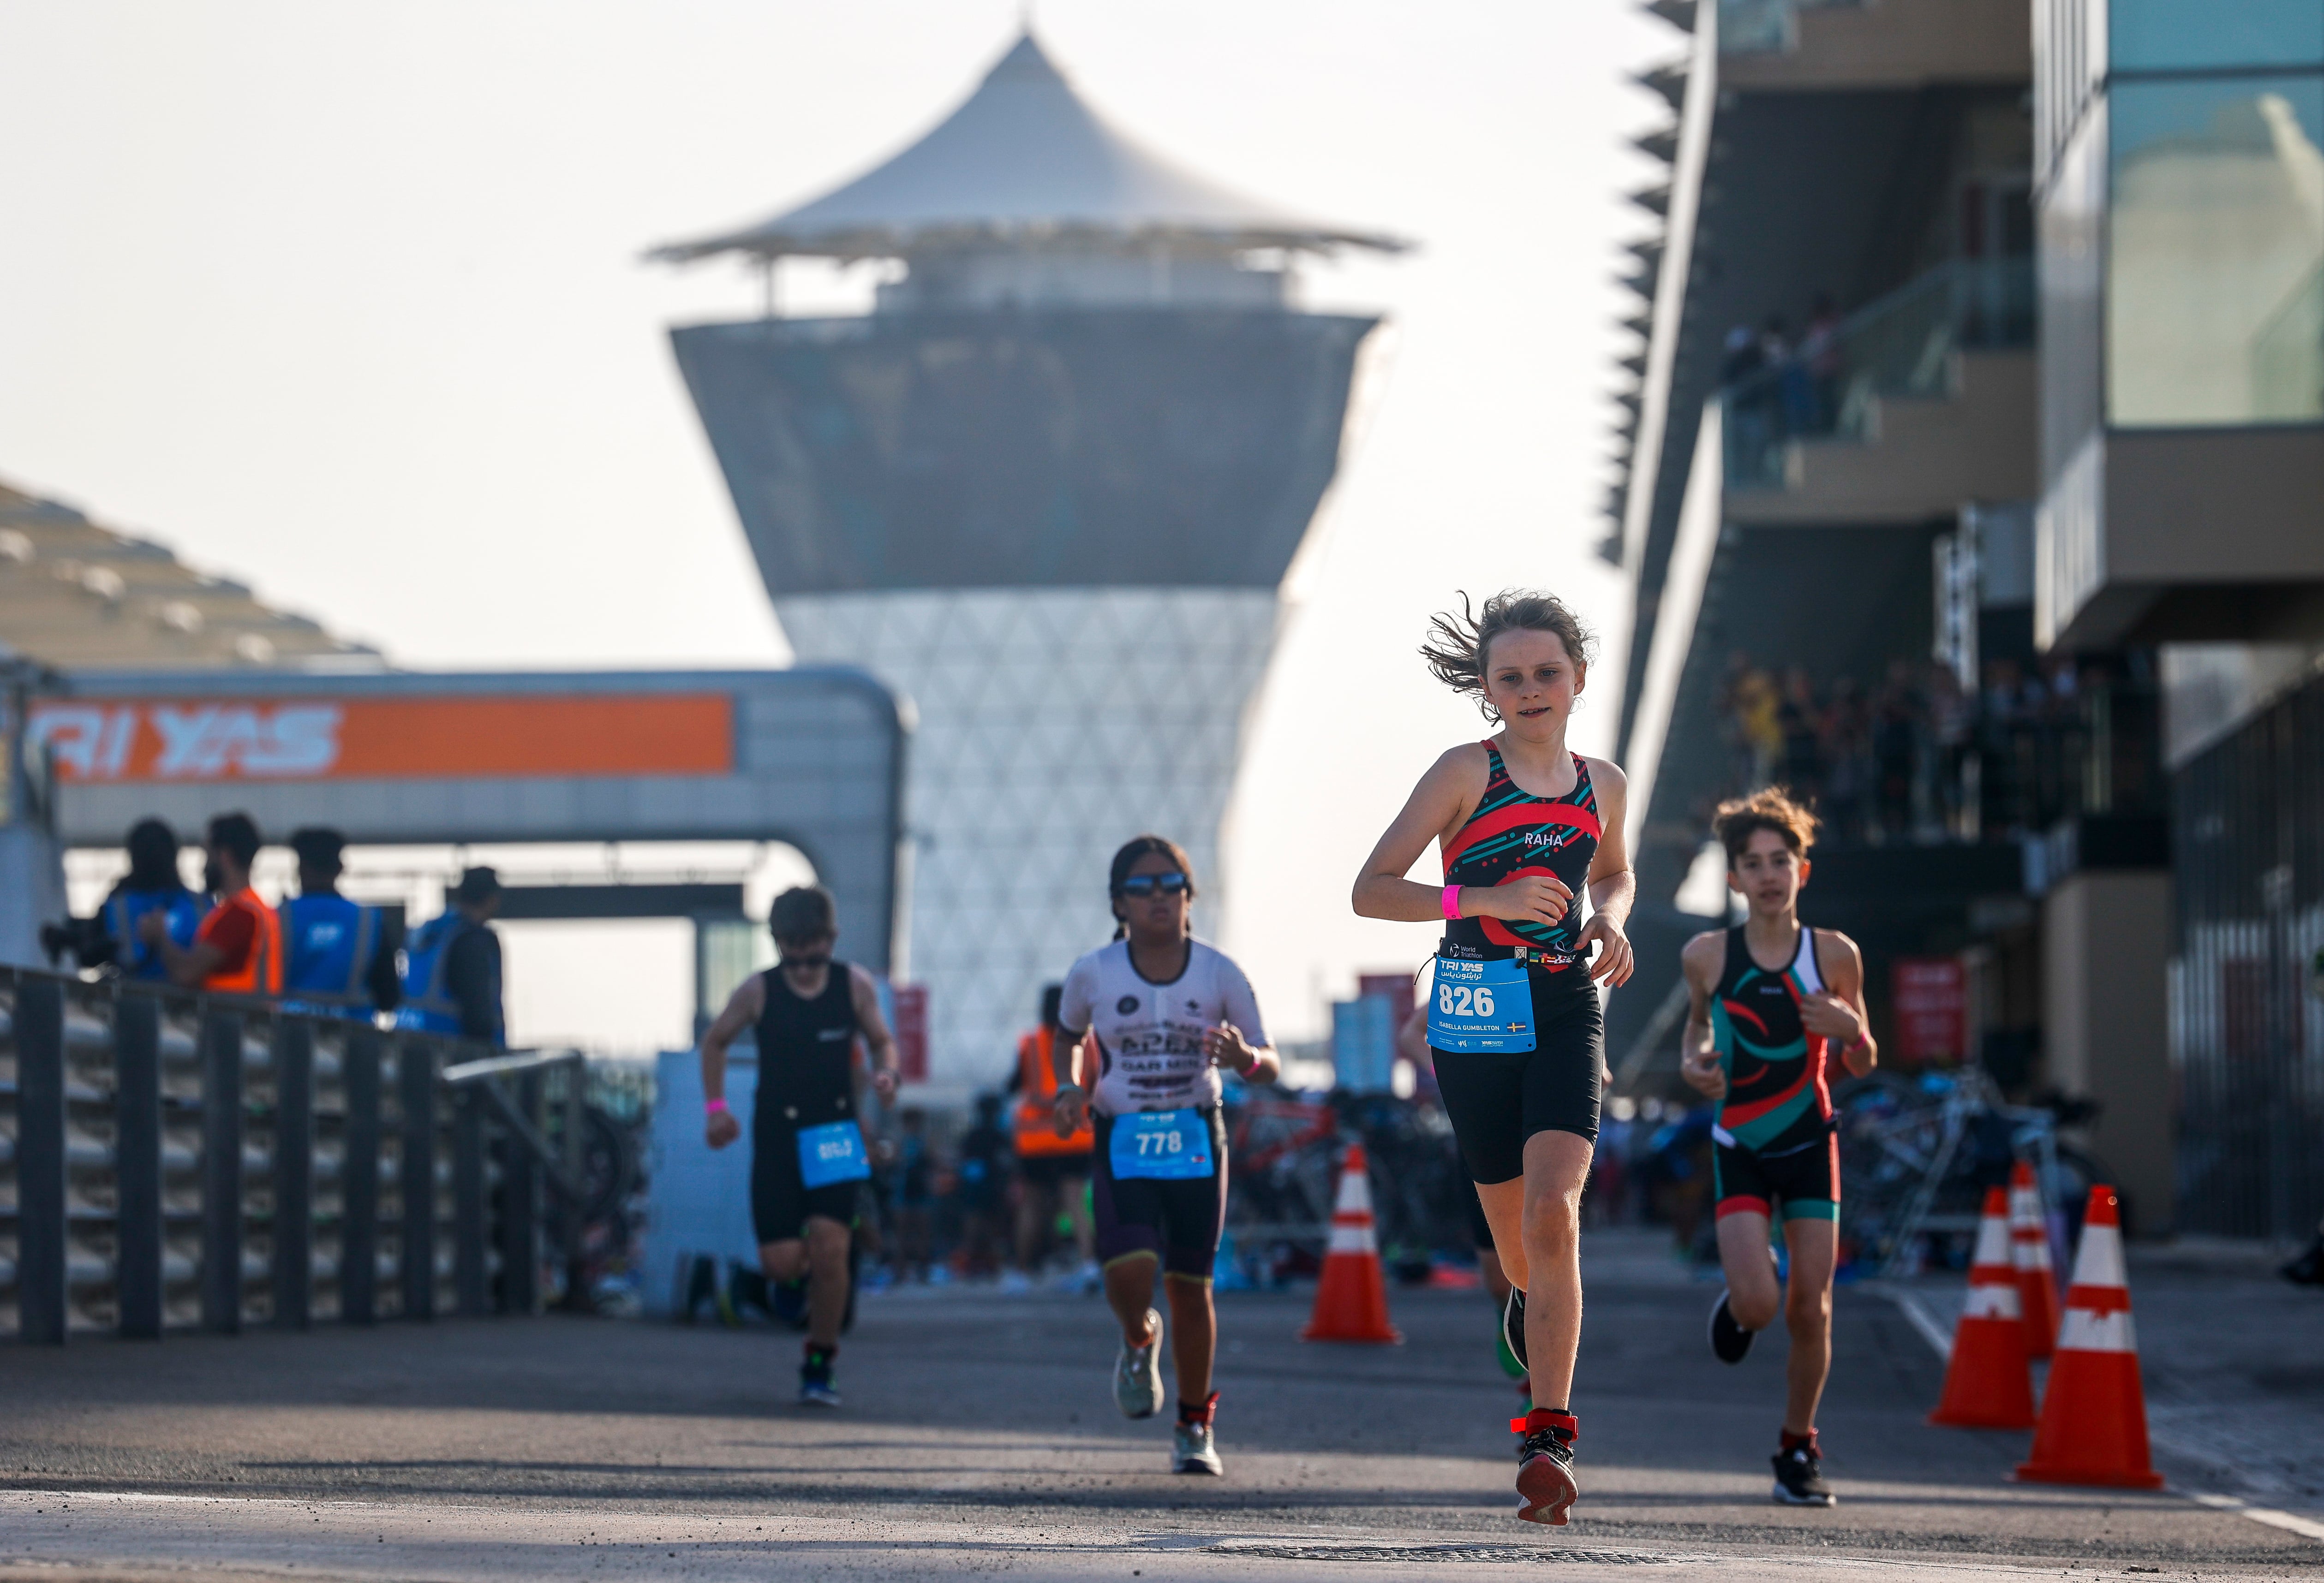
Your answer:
[1009,983,1095,1285]
[141,811,282,995]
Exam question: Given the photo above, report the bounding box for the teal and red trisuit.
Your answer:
[1430,745,1605,1184]
[1709,925,1840,1222]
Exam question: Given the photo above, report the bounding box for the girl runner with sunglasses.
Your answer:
[1353,590,1635,1526]
[1051,835,1278,1476]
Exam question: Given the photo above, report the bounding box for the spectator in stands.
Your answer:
[280,827,401,1020]
[888,1107,935,1282]
[1872,660,1924,841]
[141,812,281,995]
[1721,326,1773,481]
[95,818,203,981]
[952,1092,1013,1278]
[397,866,506,1044]
[1778,666,1822,802]
[1817,676,1871,845]
[1801,292,1843,431]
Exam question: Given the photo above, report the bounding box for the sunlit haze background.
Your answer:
[1,2,1674,1062]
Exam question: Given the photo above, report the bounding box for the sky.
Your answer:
[2,0,1678,1052]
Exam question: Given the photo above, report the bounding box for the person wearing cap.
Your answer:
[279,827,401,1021]
[396,867,506,1044]
[141,812,281,995]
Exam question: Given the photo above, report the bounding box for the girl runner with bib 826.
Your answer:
[1352,590,1635,1528]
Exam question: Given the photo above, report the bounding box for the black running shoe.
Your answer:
[1709,1291,1754,1364]
[1514,1411,1579,1526]
[1772,1443,1834,1507]
[1501,1287,1529,1374]
[2281,1237,2324,1287]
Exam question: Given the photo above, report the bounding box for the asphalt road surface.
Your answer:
[1,1232,2317,1581]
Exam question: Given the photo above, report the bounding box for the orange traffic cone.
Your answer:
[2010,1160,2062,1361]
[1928,1186,2038,1428]
[2015,1186,2164,1489]
[1300,1142,1402,1344]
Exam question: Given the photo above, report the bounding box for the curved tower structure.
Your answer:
[655,32,1401,1095]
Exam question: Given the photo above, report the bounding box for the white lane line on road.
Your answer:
[1876,1288,1955,1359]
[1870,1287,2324,1550]
[2188,1493,2324,1543]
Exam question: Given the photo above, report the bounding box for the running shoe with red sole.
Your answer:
[1511,1410,1579,1526]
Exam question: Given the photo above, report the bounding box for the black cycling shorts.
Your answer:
[1433,972,1602,1184]
[1467,1178,1497,1251]
[1018,1151,1093,1191]
[751,1127,860,1246]
[1714,1133,1840,1223]
[1090,1109,1227,1282]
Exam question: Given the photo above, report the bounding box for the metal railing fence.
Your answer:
[1723,257,2037,490]
[0,964,554,1342]
[2172,671,2324,1243]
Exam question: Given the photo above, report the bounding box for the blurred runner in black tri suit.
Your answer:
[701,885,899,1408]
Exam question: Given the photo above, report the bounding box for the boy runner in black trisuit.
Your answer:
[1355,591,1637,1527]
[1679,789,1876,1506]
[702,885,900,1407]
[1052,836,1278,1476]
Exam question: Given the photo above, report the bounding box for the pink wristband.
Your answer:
[1441,884,1463,922]
[704,1097,729,1116]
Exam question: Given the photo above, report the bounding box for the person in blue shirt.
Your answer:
[397,867,506,1044]
[97,819,204,982]
[279,827,401,1020]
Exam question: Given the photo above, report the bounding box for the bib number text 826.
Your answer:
[1438,983,1496,1018]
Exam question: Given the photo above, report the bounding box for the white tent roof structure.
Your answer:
[651,32,1405,263]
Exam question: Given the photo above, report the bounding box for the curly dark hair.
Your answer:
[1712,786,1822,863]
[1419,589,1596,722]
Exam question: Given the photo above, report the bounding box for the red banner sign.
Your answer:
[1891,956,1967,1064]
[890,984,930,1084]
[26,696,733,783]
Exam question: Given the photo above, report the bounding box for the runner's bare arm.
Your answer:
[849,965,902,1101]
[1352,745,1571,927]
[1804,931,1877,1077]
[699,973,765,1148]
[1204,1022,1279,1087]
[1678,931,1727,1099]
[1574,758,1637,986]
[139,910,224,988]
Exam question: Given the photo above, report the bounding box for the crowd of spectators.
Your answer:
[1710,649,2154,845]
[41,810,506,1041]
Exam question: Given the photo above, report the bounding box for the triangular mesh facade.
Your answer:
[777,587,1282,1098]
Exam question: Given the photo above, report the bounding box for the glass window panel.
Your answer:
[2111,0,2324,73]
[2108,75,2324,425]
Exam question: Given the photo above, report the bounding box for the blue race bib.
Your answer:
[1108,1108,1213,1180]
[1427,956,1537,1054]
[795,1120,872,1188]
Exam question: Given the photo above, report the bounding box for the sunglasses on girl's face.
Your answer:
[1118,872,1190,899]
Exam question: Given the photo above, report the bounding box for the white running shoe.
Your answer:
[1172,1420,1224,1475]
[1113,1308,1165,1419]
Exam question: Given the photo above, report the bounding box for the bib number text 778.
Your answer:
[1136,1130,1184,1156]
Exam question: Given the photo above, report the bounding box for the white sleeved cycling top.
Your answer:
[1057,938,1269,1116]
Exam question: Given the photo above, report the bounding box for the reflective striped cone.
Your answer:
[2014,1186,2165,1489]
[1300,1142,1403,1343]
[2010,1160,2063,1360]
[1928,1186,2038,1428]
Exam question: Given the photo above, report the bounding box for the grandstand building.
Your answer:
[654,32,1402,1093]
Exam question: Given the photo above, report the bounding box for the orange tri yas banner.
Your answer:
[28,695,734,782]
